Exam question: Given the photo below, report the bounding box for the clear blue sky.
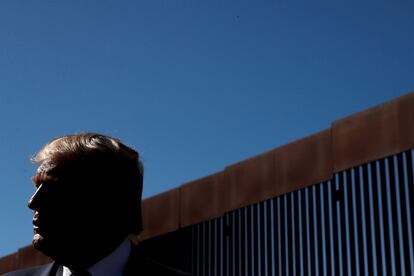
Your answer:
[0,1,413,257]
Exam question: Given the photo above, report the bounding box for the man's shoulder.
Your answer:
[127,245,192,276]
[2,262,55,276]
[2,245,193,276]
[137,258,192,276]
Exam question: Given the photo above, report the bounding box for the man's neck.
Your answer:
[63,238,132,276]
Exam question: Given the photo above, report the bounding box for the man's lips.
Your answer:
[32,211,39,225]
[33,221,41,233]
[32,212,44,234]
[32,212,58,236]
[33,224,48,238]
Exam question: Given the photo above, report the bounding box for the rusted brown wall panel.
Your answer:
[333,96,403,172]
[180,172,228,227]
[140,188,180,241]
[396,91,414,151]
[226,150,276,211]
[16,246,51,270]
[0,253,17,274]
[274,129,333,196]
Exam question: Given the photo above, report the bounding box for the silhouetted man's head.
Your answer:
[28,133,143,270]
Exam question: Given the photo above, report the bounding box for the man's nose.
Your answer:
[28,184,43,210]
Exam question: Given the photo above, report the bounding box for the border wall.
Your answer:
[1,91,414,275]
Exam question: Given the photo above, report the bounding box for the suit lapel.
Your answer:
[124,244,144,276]
[41,262,61,276]
[52,264,63,276]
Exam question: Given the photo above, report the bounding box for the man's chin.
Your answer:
[32,233,58,259]
[32,234,79,267]
[32,233,44,248]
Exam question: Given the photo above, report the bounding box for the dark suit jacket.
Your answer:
[2,245,192,276]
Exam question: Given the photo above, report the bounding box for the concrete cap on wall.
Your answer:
[225,129,332,211]
[180,172,228,227]
[0,253,17,275]
[140,188,180,241]
[226,150,276,211]
[274,129,333,196]
[16,246,51,270]
[332,91,414,172]
[396,91,414,151]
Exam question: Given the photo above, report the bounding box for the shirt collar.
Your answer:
[63,238,132,276]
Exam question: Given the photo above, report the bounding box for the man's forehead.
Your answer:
[33,162,61,184]
[35,160,72,177]
[36,161,57,174]
[33,161,88,186]
[36,158,104,180]
[36,156,80,174]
